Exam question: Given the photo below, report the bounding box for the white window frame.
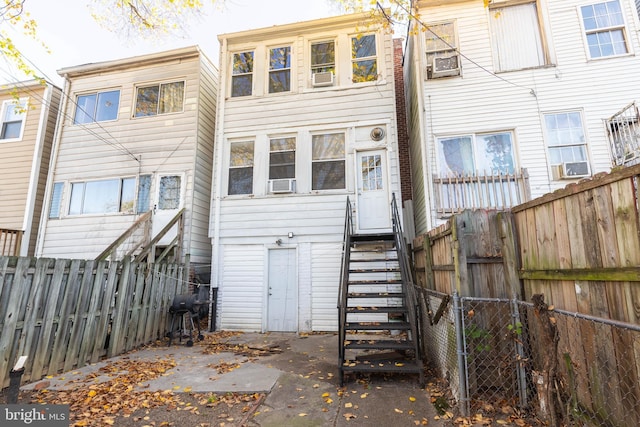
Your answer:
[578,0,630,60]
[436,131,517,176]
[351,33,378,83]
[268,45,292,94]
[543,110,590,167]
[74,90,120,124]
[231,51,255,98]
[134,81,185,117]
[424,21,460,79]
[0,98,27,141]
[311,132,346,191]
[227,140,255,195]
[310,39,336,76]
[68,176,139,216]
[488,0,548,72]
[269,136,296,180]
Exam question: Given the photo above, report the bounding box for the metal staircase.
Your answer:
[338,195,424,387]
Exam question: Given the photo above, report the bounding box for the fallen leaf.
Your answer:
[345,402,353,408]
[299,413,307,417]
[322,392,330,398]
[409,396,416,402]
[360,393,368,398]
[395,408,403,413]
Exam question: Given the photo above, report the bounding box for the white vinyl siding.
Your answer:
[218,245,264,331]
[311,243,341,331]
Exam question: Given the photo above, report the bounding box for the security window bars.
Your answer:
[228,141,254,195]
[135,81,185,117]
[312,133,345,190]
[351,34,377,82]
[438,132,515,176]
[544,112,588,165]
[1,99,27,139]
[269,46,291,93]
[232,51,254,97]
[311,41,335,74]
[74,90,120,124]
[269,137,296,179]
[489,1,546,71]
[580,0,628,58]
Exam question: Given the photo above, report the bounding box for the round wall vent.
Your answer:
[370,127,385,141]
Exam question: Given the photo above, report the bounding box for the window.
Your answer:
[74,90,119,124]
[544,112,588,165]
[311,41,335,74]
[269,46,291,93]
[312,133,345,190]
[231,51,254,97]
[69,177,136,215]
[580,1,628,58]
[135,82,185,117]
[425,22,460,78]
[228,141,254,195]
[269,137,296,179]
[489,1,546,71]
[137,175,152,213]
[438,132,515,175]
[48,182,64,219]
[1,99,27,139]
[158,175,181,209]
[351,34,377,82]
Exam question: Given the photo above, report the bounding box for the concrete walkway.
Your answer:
[23,332,447,426]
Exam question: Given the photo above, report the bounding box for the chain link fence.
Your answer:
[418,288,640,426]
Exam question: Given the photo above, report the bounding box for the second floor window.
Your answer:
[489,1,546,71]
[425,22,460,78]
[312,133,345,190]
[269,47,291,93]
[544,112,588,166]
[228,141,254,195]
[135,81,185,117]
[351,34,377,82]
[232,51,254,97]
[1,99,27,139]
[74,90,120,124]
[269,137,296,179]
[437,132,515,176]
[580,0,628,59]
[311,41,335,75]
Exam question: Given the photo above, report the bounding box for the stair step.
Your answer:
[344,340,414,351]
[348,279,402,285]
[345,322,410,331]
[347,292,404,298]
[349,258,398,263]
[349,267,400,273]
[351,233,394,242]
[341,359,422,374]
[346,306,407,314]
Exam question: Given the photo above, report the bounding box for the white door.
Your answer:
[267,248,297,332]
[357,150,391,231]
[153,174,182,245]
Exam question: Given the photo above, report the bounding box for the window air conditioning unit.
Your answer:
[269,178,296,193]
[312,71,334,87]
[553,161,591,180]
[431,54,460,78]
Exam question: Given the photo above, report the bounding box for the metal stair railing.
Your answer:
[338,197,354,368]
[391,193,423,360]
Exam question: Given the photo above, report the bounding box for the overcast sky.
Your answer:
[1,0,344,87]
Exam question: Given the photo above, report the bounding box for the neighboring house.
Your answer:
[0,80,61,256]
[211,13,406,332]
[405,0,640,233]
[37,47,217,276]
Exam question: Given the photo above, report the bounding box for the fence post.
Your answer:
[453,291,470,417]
[511,299,528,408]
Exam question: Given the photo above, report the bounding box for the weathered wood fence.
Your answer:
[0,229,22,256]
[413,163,640,425]
[0,256,186,388]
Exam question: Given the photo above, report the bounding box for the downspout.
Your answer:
[22,83,52,256]
[209,37,227,331]
[35,78,70,257]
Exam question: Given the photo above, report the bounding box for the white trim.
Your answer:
[0,97,28,143]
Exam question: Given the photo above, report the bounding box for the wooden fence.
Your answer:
[0,256,186,388]
[413,163,640,425]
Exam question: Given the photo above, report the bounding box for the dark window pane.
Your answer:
[352,34,376,58]
[229,167,253,195]
[311,42,335,70]
[352,59,378,82]
[232,75,253,97]
[270,165,295,180]
[312,160,345,190]
[75,94,97,124]
[95,90,120,121]
[135,86,160,117]
[1,121,22,139]
[269,70,290,93]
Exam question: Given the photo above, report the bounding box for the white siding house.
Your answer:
[37,46,218,271]
[211,13,404,332]
[405,0,640,233]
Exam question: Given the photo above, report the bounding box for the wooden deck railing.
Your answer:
[0,228,23,256]
[433,168,530,218]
